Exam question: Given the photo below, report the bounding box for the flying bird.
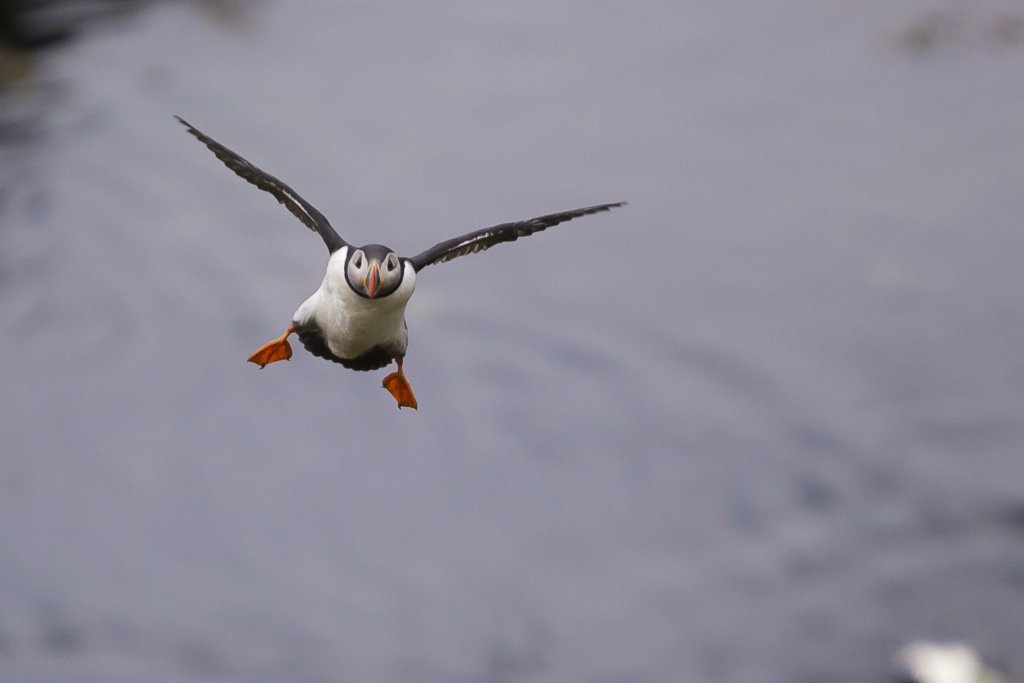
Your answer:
[177,116,625,409]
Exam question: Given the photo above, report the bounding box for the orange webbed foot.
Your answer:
[247,326,295,368]
[382,357,418,410]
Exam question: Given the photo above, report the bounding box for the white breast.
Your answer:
[292,248,417,359]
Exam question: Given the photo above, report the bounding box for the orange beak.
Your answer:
[366,260,380,298]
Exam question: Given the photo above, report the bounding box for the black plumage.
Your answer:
[407,202,626,271]
[176,117,624,271]
[176,116,347,253]
[295,325,395,371]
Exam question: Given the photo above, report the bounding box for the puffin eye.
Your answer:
[353,253,363,269]
[386,256,397,272]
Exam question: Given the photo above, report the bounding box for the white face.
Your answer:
[345,247,403,299]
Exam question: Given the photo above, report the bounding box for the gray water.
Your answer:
[1,2,1023,681]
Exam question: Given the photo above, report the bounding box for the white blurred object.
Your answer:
[896,641,1017,683]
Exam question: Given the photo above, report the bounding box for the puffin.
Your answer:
[177,116,625,409]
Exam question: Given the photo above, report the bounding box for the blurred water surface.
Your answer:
[1,1,1023,681]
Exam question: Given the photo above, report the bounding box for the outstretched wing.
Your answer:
[176,116,346,253]
[407,202,625,271]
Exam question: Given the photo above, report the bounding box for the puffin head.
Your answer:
[345,244,404,299]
